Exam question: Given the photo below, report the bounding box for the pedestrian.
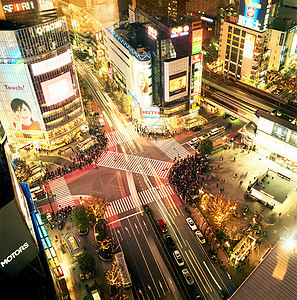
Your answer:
[216,182,219,188]
[234,157,236,162]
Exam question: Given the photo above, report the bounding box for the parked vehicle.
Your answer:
[221,122,232,130]
[209,128,220,136]
[158,219,168,233]
[195,230,206,244]
[182,268,194,285]
[173,250,184,266]
[186,218,197,231]
[189,137,199,145]
[165,234,176,250]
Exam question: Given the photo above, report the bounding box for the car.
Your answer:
[201,133,210,140]
[158,219,168,233]
[182,268,194,285]
[186,218,197,231]
[230,116,237,121]
[195,230,206,244]
[165,234,176,250]
[189,137,199,145]
[209,128,220,136]
[173,250,184,266]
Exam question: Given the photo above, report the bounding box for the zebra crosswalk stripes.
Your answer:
[104,184,175,218]
[153,138,190,160]
[48,177,75,208]
[106,125,140,147]
[96,151,172,179]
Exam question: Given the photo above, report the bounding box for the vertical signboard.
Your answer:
[191,26,203,108]
[130,55,153,108]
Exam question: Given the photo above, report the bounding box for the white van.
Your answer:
[209,128,220,136]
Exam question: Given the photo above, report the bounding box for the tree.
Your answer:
[95,236,113,260]
[195,138,214,156]
[105,262,123,289]
[13,158,33,183]
[78,251,96,275]
[83,195,109,222]
[71,205,90,233]
[200,193,239,228]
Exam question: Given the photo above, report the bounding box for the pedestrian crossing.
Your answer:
[96,151,173,178]
[153,138,190,160]
[106,125,140,147]
[48,177,75,208]
[104,184,175,218]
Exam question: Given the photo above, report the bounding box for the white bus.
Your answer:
[114,252,132,289]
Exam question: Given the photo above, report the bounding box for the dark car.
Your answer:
[165,234,176,250]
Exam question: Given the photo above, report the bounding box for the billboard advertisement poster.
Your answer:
[0,63,45,134]
[41,71,75,106]
[31,50,72,76]
[130,56,153,108]
[238,0,272,31]
[169,72,187,96]
[142,107,160,118]
[0,200,39,276]
[243,33,255,59]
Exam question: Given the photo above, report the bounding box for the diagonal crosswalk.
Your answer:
[96,151,172,178]
[48,177,75,208]
[153,138,190,160]
[104,184,175,218]
[106,125,140,147]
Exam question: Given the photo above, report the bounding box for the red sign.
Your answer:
[247,6,255,18]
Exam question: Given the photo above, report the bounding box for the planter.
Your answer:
[78,227,89,235]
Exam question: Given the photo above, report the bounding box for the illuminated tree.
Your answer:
[95,237,113,252]
[200,193,239,228]
[105,262,123,289]
[83,195,109,222]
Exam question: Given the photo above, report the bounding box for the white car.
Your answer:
[186,218,197,231]
[182,268,194,285]
[189,137,199,145]
[173,250,184,266]
[195,230,206,244]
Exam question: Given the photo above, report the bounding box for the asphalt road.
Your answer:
[59,60,239,299]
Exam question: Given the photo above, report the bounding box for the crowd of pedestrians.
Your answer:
[168,153,210,202]
[44,134,108,181]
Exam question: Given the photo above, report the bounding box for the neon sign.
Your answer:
[147,25,158,40]
[2,1,35,13]
[36,19,63,35]
[170,25,190,38]
[192,29,202,55]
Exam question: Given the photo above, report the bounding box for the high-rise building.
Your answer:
[0,141,58,299]
[102,6,203,132]
[0,5,87,150]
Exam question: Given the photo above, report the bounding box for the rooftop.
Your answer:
[230,241,297,300]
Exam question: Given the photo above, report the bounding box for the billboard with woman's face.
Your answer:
[0,63,45,136]
[130,55,153,108]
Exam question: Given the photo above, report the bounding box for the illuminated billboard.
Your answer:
[238,0,272,31]
[192,29,203,55]
[170,25,190,38]
[41,71,75,106]
[243,34,255,59]
[164,57,189,102]
[1,0,39,23]
[147,25,158,40]
[0,63,45,134]
[290,34,297,57]
[0,200,39,276]
[31,50,72,76]
[169,72,187,96]
[130,56,153,108]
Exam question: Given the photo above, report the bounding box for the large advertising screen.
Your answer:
[192,29,202,55]
[130,56,153,108]
[0,200,39,276]
[169,72,187,96]
[238,0,272,31]
[243,34,255,59]
[41,71,75,106]
[0,63,45,134]
[31,50,72,76]
[164,57,189,102]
